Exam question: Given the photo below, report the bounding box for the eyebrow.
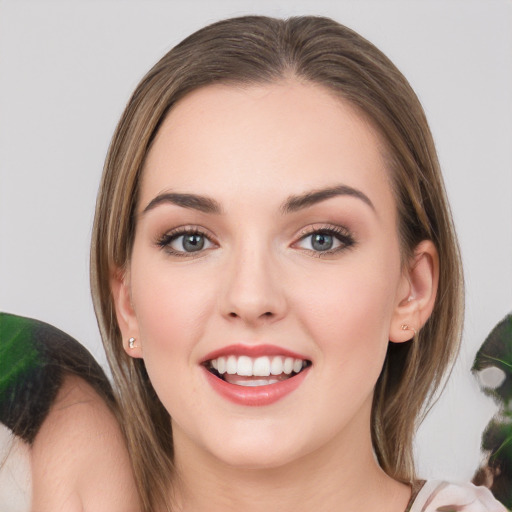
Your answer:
[142,184,374,216]
[281,184,375,214]
[142,192,223,215]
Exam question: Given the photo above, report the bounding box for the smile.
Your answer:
[207,355,309,386]
[201,345,312,406]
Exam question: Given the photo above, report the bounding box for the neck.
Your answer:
[169,404,411,512]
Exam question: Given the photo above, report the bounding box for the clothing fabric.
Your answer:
[408,480,507,512]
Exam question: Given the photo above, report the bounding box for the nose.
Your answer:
[220,241,287,327]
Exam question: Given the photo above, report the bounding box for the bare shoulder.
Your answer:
[30,374,140,512]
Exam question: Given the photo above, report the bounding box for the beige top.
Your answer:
[406,480,507,512]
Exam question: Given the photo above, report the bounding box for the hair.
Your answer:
[90,15,464,512]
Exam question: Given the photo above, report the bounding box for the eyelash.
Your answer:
[155,224,355,258]
[156,226,215,258]
[294,225,355,257]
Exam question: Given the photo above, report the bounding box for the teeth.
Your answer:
[270,356,284,375]
[293,358,303,373]
[283,357,294,374]
[253,356,270,376]
[226,377,281,387]
[226,355,237,374]
[237,356,252,376]
[209,355,306,377]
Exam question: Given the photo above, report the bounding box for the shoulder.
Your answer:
[31,375,140,512]
[410,480,507,512]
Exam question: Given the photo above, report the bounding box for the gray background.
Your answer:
[1,0,511,489]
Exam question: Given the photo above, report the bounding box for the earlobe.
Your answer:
[110,268,143,358]
[389,240,439,343]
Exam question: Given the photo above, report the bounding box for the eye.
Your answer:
[172,233,211,252]
[306,232,336,251]
[294,226,355,255]
[156,228,215,256]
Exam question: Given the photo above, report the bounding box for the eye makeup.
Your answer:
[154,222,355,259]
[155,225,217,257]
[293,224,356,257]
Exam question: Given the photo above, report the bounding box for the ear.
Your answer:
[389,240,439,343]
[110,267,143,358]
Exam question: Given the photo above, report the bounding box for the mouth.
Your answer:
[204,355,312,387]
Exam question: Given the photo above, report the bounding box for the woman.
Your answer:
[89,15,504,512]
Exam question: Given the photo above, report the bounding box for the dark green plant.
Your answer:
[472,313,512,508]
[0,312,114,444]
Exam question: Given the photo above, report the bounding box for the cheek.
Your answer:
[292,253,401,362]
[128,256,218,415]
[129,254,215,363]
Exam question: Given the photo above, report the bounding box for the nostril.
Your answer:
[228,311,273,319]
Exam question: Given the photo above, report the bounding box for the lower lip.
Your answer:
[203,366,310,406]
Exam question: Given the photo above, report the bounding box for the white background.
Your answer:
[1,0,511,486]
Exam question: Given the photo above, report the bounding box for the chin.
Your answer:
[211,444,303,471]
[199,423,317,471]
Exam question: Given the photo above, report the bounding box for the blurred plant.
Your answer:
[472,313,512,508]
[0,312,114,444]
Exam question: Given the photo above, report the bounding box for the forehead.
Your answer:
[140,81,393,213]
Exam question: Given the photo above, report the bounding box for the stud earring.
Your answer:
[128,337,136,349]
[400,324,417,336]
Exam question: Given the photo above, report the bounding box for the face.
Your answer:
[114,81,418,470]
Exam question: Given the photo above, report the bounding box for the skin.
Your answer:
[112,81,438,512]
[30,375,140,512]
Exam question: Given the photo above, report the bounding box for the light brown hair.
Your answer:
[91,15,463,511]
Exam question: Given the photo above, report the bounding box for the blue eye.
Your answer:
[157,229,214,255]
[310,233,334,251]
[295,228,354,254]
[174,233,207,252]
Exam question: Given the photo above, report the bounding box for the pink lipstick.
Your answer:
[201,344,311,406]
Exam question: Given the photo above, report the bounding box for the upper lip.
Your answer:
[201,344,310,364]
